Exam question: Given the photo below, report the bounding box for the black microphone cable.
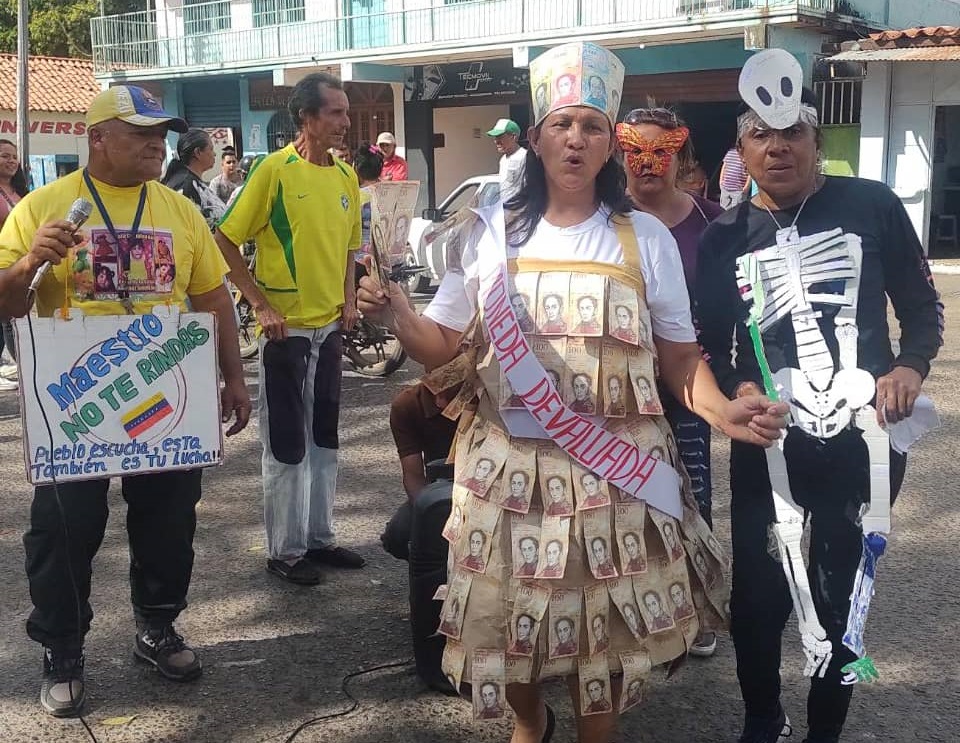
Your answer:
[24,286,100,743]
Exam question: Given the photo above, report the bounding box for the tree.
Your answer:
[0,0,144,58]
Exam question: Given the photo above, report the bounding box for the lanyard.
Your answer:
[82,169,147,248]
[83,169,147,312]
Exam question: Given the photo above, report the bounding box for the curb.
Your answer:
[930,263,960,275]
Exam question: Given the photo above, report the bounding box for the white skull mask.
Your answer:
[739,49,804,130]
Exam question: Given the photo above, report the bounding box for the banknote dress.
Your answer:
[424,207,729,708]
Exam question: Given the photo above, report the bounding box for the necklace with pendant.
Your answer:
[757,176,823,244]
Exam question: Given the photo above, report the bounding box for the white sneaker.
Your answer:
[0,376,18,391]
[689,630,717,657]
[0,363,18,380]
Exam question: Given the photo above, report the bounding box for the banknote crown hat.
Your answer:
[529,41,625,127]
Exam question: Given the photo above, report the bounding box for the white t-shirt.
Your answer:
[499,147,527,202]
[424,208,695,343]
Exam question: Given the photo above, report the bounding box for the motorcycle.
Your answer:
[342,318,407,377]
[233,244,409,378]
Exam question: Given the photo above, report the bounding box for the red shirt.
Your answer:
[381,155,409,182]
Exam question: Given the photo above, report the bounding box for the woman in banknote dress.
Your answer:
[358,41,786,743]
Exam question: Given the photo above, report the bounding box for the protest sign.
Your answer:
[16,307,223,484]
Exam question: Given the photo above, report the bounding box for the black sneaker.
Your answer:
[134,625,202,681]
[266,557,323,585]
[305,546,366,569]
[40,647,85,717]
[738,709,792,743]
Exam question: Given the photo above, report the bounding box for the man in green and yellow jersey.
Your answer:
[216,72,365,586]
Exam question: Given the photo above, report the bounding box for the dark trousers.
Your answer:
[729,429,906,740]
[663,392,713,527]
[23,469,203,654]
[0,319,16,361]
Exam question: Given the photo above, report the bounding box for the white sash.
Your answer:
[474,205,682,520]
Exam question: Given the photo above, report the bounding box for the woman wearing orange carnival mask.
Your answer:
[616,109,725,659]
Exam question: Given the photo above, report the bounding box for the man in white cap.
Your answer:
[0,84,251,717]
[376,131,408,181]
[486,118,527,202]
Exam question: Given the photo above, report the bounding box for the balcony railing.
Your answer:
[91,0,848,76]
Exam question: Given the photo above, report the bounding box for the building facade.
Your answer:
[833,26,960,255]
[0,55,100,187]
[91,0,959,207]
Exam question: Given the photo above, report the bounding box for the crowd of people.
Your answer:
[368,42,941,743]
[0,38,942,743]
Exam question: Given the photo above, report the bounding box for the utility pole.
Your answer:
[16,0,29,179]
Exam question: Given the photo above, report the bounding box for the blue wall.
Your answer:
[531,33,822,78]
[616,38,752,75]
[162,80,184,159]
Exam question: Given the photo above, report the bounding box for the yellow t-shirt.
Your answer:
[0,170,228,318]
[218,145,361,329]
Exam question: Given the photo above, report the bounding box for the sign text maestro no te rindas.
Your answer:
[20,309,224,483]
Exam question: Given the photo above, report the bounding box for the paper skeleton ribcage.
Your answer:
[736,228,890,679]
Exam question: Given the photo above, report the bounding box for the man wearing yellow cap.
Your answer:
[486,118,527,202]
[0,85,251,717]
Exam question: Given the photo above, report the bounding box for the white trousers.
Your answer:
[258,322,342,560]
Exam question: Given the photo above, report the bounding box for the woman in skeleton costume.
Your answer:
[359,42,787,743]
[696,50,942,743]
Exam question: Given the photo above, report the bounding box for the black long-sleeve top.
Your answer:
[695,176,943,400]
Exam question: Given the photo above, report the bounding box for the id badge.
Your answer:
[776,226,800,246]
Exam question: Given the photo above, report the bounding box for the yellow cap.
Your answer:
[86,86,188,133]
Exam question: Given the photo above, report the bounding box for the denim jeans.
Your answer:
[663,392,713,527]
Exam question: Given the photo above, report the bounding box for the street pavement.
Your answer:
[1,280,958,743]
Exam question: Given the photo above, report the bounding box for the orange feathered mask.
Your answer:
[615,123,689,177]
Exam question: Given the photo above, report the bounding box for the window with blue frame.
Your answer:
[253,0,306,27]
[184,0,231,35]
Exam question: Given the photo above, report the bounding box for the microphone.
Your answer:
[29,198,94,293]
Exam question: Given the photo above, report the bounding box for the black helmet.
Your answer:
[238,154,259,178]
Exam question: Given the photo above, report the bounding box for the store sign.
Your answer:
[249,79,293,111]
[0,118,86,136]
[404,59,529,102]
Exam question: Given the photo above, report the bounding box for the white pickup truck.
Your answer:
[405,174,500,292]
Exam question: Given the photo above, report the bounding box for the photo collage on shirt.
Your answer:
[498,271,662,418]
[76,228,177,301]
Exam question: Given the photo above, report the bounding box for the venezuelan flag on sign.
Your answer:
[121,393,173,439]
